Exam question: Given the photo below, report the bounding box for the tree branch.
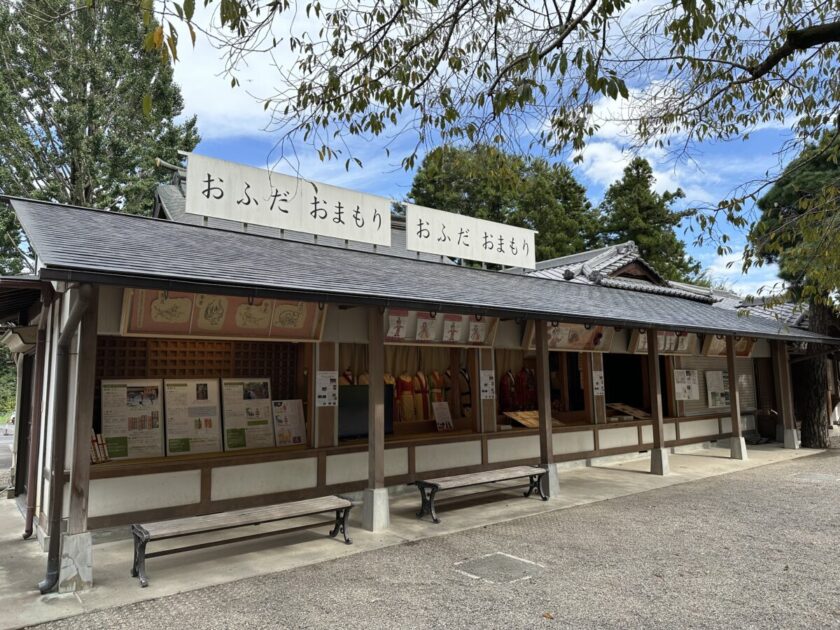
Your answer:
[749,19,840,79]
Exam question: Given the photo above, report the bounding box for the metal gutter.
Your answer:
[39,284,91,594]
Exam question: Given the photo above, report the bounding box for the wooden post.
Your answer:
[315,341,338,448]
[726,336,748,459]
[772,340,798,449]
[67,286,98,535]
[368,307,385,490]
[590,352,607,424]
[647,329,669,475]
[535,321,559,497]
[362,307,389,531]
[478,348,497,433]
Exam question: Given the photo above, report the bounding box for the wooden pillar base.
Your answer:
[784,428,800,450]
[540,463,560,499]
[650,448,669,476]
[361,487,390,532]
[730,437,748,460]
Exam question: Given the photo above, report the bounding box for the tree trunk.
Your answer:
[798,301,836,448]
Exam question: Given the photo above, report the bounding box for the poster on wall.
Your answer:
[442,314,464,343]
[386,308,409,341]
[705,370,730,408]
[101,379,164,459]
[123,289,324,341]
[414,311,439,343]
[272,399,307,446]
[467,317,489,345]
[480,370,496,400]
[432,401,455,431]
[221,378,275,450]
[316,371,339,407]
[630,330,700,355]
[702,335,755,357]
[527,322,614,352]
[163,379,223,455]
[592,370,605,396]
[673,370,700,401]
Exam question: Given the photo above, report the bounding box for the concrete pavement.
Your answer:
[0,443,825,629]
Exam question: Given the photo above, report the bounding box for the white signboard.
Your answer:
[101,379,164,459]
[674,369,700,401]
[405,204,536,269]
[272,399,307,446]
[432,401,455,431]
[164,379,223,455]
[221,378,275,450]
[705,370,730,408]
[185,153,392,247]
[592,370,605,397]
[480,370,496,400]
[316,371,339,407]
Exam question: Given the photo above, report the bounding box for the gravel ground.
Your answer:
[31,449,840,629]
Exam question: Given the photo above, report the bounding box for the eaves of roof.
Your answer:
[7,196,836,344]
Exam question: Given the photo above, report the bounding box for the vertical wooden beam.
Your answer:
[315,341,338,448]
[362,307,389,531]
[535,321,559,496]
[479,348,497,433]
[590,352,607,424]
[67,286,98,535]
[771,340,798,450]
[726,336,748,460]
[647,330,664,447]
[647,329,669,475]
[367,307,385,490]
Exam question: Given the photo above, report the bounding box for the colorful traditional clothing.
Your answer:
[413,371,431,421]
[396,373,415,422]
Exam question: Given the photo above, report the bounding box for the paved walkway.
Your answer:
[0,444,831,629]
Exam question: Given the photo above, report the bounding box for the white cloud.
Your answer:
[699,250,784,297]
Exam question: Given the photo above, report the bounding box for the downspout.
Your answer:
[38,285,92,594]
[23,286,53,539]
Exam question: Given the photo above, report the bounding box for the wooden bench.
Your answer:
[413,465,548,523]
[130,495,352,587]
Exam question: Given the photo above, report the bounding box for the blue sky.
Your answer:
[172,17,788,298]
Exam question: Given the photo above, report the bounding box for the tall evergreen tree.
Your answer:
[0,0,200,273]
[409,145,600,261]
[749,136,840,448]
[599,158,699,282]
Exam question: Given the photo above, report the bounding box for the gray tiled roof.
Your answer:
[8,197,833,343]
[526,241,716,304]
[740,300,809,328]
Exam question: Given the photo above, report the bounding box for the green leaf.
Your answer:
[184,0,195,21]
[142,92,152,116]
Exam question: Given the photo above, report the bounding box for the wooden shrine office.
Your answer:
[0,154,830,593]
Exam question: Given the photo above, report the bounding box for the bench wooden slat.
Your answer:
[422,465,544,490]
[140,496,352,540]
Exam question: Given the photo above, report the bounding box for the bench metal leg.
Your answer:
[416,485,440,523]
[135,538,149,587]
[329,507,352,545]
[524,474,548,501]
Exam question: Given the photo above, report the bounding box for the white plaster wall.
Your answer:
[553,430,595,455]
[89,471,202,517]
[494,319,525,349]
[211,457,318,501]
[415,440,481,472]
[322,305,368,343]
[488,434,540,463]
[679,418,720,439]
[598,426,639,449]
[96,286,123,335]
[721,414,755,433]
[641,423,677,444]
[325,448,408,485]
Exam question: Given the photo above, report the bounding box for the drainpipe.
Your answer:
[23,287,53,539]
[38,285,91,594]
